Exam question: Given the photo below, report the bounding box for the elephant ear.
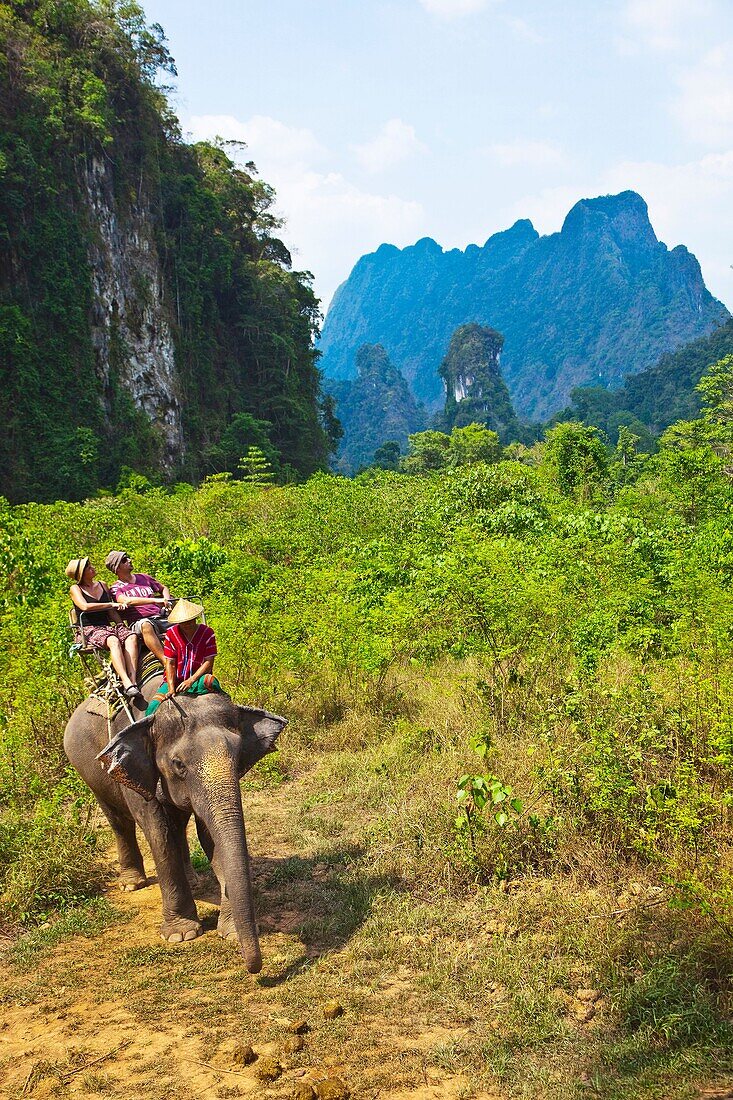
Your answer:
[237,706,287,774]
[96,716,159,801]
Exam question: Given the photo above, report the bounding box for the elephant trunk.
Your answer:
[199,767,262,973]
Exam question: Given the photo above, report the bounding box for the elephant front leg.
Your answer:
[133,799,203,944]
[168,805,201,894]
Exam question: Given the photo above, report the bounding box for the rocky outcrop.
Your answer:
[83,157,183,467]
[319,192,730,420]
[439,324,520,441]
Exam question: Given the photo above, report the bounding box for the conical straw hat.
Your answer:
[168,599,204,625]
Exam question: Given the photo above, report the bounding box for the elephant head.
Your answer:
[97,692,286,972]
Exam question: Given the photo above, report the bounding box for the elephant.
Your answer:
[64,675,287,973]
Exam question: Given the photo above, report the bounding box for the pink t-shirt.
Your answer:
[111,573,164,621]
[163,624,217,680]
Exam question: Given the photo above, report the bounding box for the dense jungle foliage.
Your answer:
[0,0,334,503]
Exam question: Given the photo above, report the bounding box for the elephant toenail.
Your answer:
[169,932,183,942]
[184,930,197,940]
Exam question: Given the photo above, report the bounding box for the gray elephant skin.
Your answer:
[64,677,287,973]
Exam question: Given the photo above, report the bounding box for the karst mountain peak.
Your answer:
[319,190,728,421]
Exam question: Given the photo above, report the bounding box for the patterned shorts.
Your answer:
[82,622,134,650]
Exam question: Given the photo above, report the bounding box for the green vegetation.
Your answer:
[327,343,426,473]
[0,0,334,503]
[3,356,733,1096]
[400,422,502,473]
[558,317,733,444]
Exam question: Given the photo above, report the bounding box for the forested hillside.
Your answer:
[0,0,334,504]
[3,355,733,1097]
[558,317,733,442]
[319,192,729,419]
[326,344,427,473]
[622,318,733,429]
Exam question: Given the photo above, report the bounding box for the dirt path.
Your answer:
[0,780,498,1100]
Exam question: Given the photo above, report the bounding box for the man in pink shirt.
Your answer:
[105,551,171,663]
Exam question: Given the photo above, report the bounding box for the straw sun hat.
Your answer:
[168,599,204,626]
[65,557,90,582]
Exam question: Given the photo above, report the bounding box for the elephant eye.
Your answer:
[171,757,188,779]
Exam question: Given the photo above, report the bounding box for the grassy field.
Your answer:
[2,428,733,1096]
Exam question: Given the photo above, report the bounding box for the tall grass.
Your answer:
[1,462,733,947]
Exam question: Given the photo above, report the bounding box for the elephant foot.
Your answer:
[118,870,147,892]
[216,908,239,942]
[159,917,203,944]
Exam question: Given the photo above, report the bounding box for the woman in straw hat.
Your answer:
[162,599,217,697]
[66,557,141,699]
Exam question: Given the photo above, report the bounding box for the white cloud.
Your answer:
[351,119,427,174]
[621,0,711,52]
[507,150,733,309]
[488,140,566,169]
[188,113,425,309]
[189,113,325,166]
[504,15,544,44]
[674,45,733,146]
[419,0,490,18]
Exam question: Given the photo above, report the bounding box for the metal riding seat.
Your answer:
[68,607,135,723]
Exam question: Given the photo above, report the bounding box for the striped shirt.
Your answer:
[163,624,217,681]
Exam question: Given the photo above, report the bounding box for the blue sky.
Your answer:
[145,0,733,312]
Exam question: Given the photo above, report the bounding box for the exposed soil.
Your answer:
[0,782,501,1100]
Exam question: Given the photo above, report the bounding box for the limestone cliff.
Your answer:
[83,156,183,466]
[439,324,520,442]
[0,1,330,503]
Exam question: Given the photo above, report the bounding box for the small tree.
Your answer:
[401,430,452,474]
[543,421,609,501]
[610,425,647,488]
[205,413,279,477]
[656,420,723,523]
[238,446,275,486]
[696,354,733,475]
[372,440,402,470]
[697,354,733,428]
[449,423,502,467]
